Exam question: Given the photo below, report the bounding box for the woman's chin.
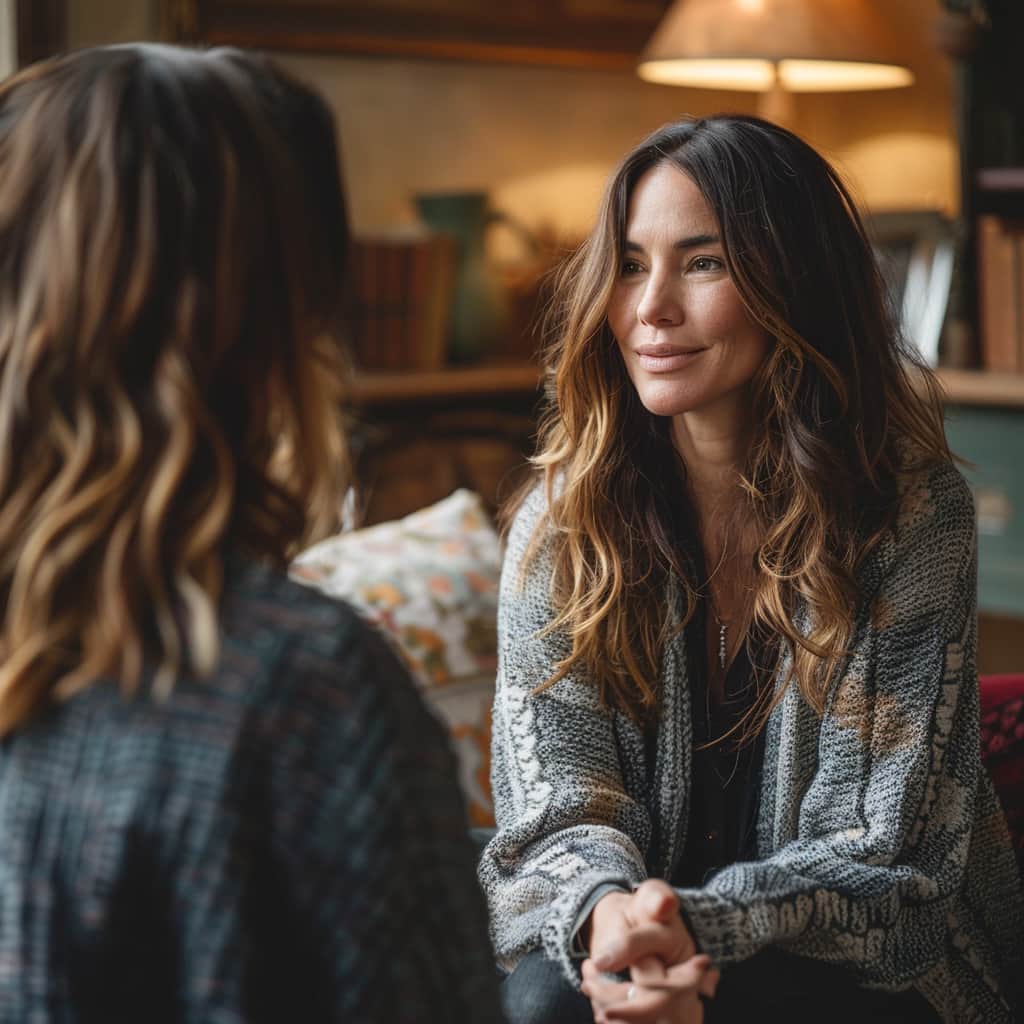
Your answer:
[633,382,701,419]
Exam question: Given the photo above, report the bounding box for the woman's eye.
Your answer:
[621,260,644,276]
[690,256,723,272]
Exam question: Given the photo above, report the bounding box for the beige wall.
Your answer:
[278,53,768,239]
[65,0,956,240]
[0,0,16,78]
[794,0,956,218]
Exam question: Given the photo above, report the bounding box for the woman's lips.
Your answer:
[634,347,706,373]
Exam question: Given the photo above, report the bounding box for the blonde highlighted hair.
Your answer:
[0,45,351,733]
[512,115,951,735]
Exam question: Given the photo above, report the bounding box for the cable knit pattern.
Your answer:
[478,462,1024,1022]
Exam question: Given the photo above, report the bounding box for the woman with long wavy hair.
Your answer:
[481,115,1023,1024]
[0,44,500,1022]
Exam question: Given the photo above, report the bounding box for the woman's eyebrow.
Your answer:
[623,233,721,253]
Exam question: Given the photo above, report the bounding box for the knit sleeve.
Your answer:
[260,613,503,1024]
[477,484,654,982]
[675,463,1010,992]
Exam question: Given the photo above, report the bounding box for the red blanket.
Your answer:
[980,674,1024,873]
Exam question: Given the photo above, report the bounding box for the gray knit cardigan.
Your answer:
[479,461,1024,1022]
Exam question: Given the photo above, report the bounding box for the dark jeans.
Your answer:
[500,947,941,1024]
[500,950,591,1024]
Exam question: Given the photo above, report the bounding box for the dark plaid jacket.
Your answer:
[0,555,501,1023]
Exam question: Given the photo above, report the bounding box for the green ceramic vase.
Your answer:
[414,191,511,363]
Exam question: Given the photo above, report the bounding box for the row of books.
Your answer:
[348,233,458,372]
[978,214,1024,372]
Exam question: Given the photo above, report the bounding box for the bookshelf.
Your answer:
[936,0,1024,655]
[938,1,1024,377]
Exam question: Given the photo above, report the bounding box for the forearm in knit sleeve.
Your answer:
[477,485,651,981]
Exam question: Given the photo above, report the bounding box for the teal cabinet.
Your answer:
[944,406,1024,616]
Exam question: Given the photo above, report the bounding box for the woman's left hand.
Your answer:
[580,953,718,1023]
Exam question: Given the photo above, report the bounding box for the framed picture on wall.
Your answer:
[867,210,955,367]
[161,0,672,69]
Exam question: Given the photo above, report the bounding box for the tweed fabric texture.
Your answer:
[0,555,502,1023]
[479,462,1024,1022]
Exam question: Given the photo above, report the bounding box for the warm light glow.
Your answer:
[638,58,913,92]
[637,59,776,91]
[638,0,916,98]
[779,60,914,91]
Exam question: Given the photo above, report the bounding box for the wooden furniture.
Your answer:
[349,364,541,527]
[160,0,670,70]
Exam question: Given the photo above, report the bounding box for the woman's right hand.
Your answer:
[586,880,697,975]
[579,880,717,1023]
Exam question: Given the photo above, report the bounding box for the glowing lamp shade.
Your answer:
[638,0,915,94]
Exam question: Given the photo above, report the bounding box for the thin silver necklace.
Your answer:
[715,614,728,669]
[708,598,729,670]
[702,537,732,672]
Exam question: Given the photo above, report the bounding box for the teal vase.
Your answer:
[414,191,510,364]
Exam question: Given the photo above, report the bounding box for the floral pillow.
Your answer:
[290,488,500,824]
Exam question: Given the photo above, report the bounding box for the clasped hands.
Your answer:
[580,880,719,1024]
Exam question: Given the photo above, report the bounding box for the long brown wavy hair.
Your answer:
[514,115,951,734]
[0,45,352,733]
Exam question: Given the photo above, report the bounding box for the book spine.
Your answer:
[394,241,413,371]
[405,239,429,371]
[382,241,397,370]
[348,234,460,371]
[366,241,385,370]
[351,241,372,370]
[1017,227,1024,371]
[977,215,1022,372]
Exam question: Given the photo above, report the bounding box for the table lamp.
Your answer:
[638,0,915,124]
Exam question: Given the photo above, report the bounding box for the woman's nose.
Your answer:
[636,272,683,327]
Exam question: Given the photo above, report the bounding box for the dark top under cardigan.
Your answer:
[674,600,765,890]
[0,553,502,1024]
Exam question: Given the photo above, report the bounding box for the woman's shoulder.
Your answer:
[858,458,976,594]
[503,477,557,570]
[507,476,551,532]
[891,458,974,541]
